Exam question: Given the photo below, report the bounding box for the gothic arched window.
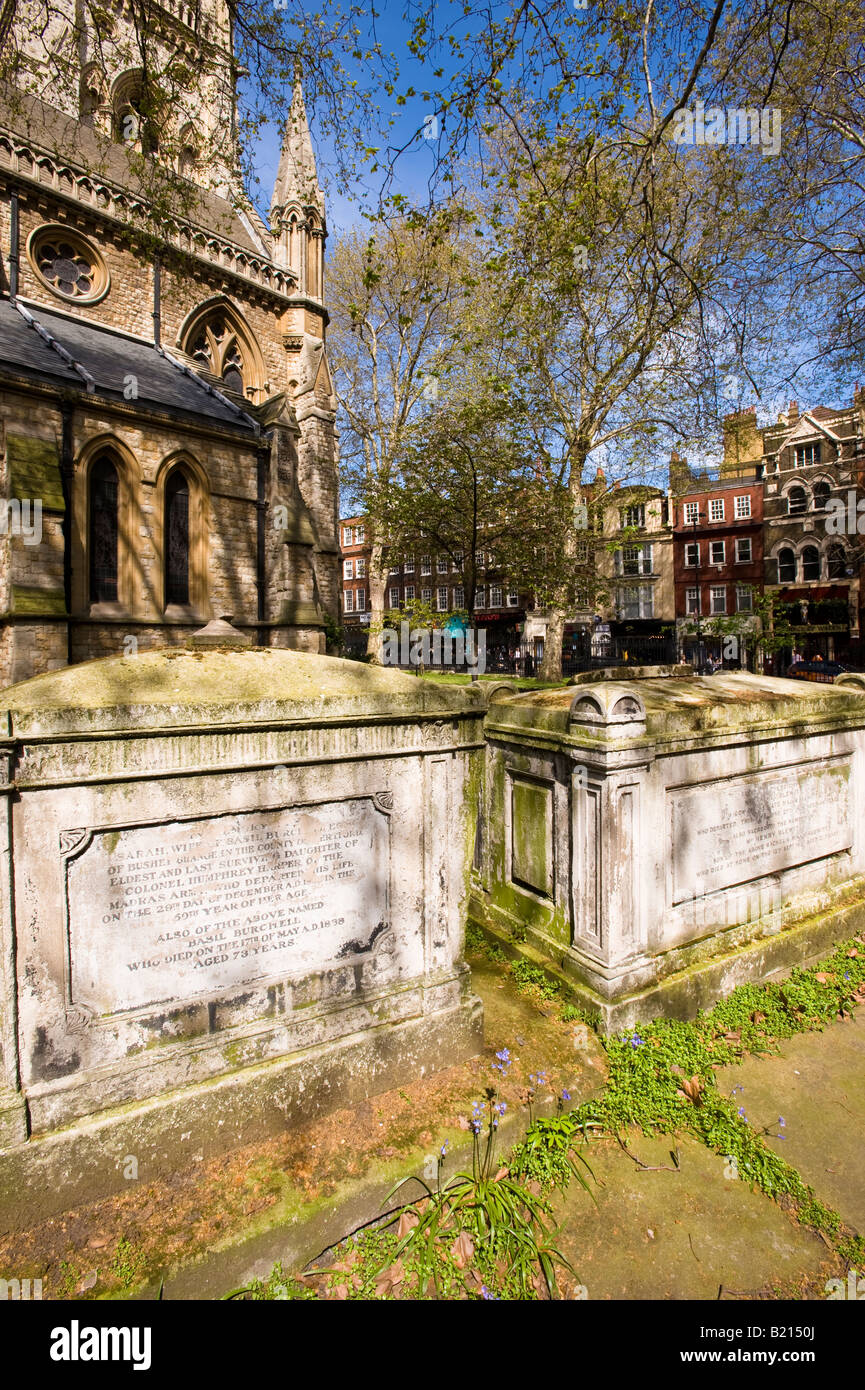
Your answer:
[827,544,847,579]
[812,481,831,511]
[787,487,808,516]
[89,455,119,603]
[778,547,796,583]
[165,470,190,606]
[179,301,265,403]
[802,545,820,581]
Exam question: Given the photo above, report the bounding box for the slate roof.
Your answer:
[0,298,257,431]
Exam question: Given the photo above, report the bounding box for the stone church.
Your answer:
[0,0,339,687]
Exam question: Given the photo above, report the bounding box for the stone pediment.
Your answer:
[782,412,842,446]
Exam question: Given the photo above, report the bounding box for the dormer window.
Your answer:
[794,442,820,468]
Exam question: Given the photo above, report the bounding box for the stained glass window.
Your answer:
[89,456,118,603]
[165,471,190,606]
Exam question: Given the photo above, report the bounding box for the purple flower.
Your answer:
[493,1048,512,1075]
[738,1106,747,1120]
[778,1117,785,1128]
[480,1285,498,1301]
[630,1034,644,1049]
[562,1089,571,1102]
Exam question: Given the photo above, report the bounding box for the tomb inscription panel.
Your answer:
[65,798,390,1015]
[670,761,851,905]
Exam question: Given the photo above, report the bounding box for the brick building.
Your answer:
[758,399,864,668]
[338,518,528,668]
[0,2,339,687]
[672,475,764,666]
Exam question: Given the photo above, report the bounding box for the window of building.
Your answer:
[356,588,366,611]
[422,587,432,604]
[684,541,699,567]
[344,590,354,613]
[421,556,432,576]
[710,585,726,614]
[736,585,753,613]
[620,504,646,529]
[735,537,752,563]
[618,585,653,619]
[686,587,700,615]
[404,584,415,602]
[29,226,109,305]
[619,544,652,576]
[787,486,808,515]
[474,588,485,609]
[181,303,265,402]
[389,586,400,608]
[490,586,503,607]
[343,526,353,546]
[354,525,365,543]
[734,494,752,519]
[684,501,700,526]
[453,552,464,569]
[356,558,365,578]
[437,557,448,574]
[795,443,821,468]
[343,559,353,579]
[507,591,519,607]
[453,586,465,608]
[389,562,400,575]
[710,540,725,566]
[89,455,119,603]
[827,544,847,579]
[802,545,820,581]
[778,547,796,583]
[437,586,449,611]
[403,559,414,573]
[165,470,190,606]
[708,498,725,522]
[812,481,831,510]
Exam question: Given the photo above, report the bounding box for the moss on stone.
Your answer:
[7,434,65,512]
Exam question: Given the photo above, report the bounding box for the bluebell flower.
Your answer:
[562,1089,571,1102]
[630,1034,644,1049]
[738,1106,747,1120]
[440,1140,449,1157]
[480,1285,498,1301]
[778,1117,785,1128]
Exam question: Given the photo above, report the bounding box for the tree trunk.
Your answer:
[539,606,565,681]
[366,541,387,664]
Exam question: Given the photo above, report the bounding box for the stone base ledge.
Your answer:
[0,1089,28,1150]
[0,997,483,1232]
[470,892,865,1034]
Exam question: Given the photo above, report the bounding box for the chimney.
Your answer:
[788,400,799,422]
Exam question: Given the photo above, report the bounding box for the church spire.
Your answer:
[270,79,326,300]
[271,80,324,219]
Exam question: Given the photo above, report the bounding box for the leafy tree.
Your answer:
[328,207,471,659]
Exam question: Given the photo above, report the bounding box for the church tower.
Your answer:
[0,1,340,686]
[270,81,326,302]
[7,0,242,198]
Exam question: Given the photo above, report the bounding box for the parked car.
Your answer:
[785,659,848,684]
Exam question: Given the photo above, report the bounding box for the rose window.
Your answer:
[28,227,109,304]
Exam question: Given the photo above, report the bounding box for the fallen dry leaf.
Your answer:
[815,972,831,983]
[396,1211,419,1239]
[450,1232,475,1270]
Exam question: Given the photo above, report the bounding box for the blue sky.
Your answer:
[245,3,456,234]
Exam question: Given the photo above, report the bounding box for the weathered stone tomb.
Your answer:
[0,649,483,1210]
[473,670,865,1029]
